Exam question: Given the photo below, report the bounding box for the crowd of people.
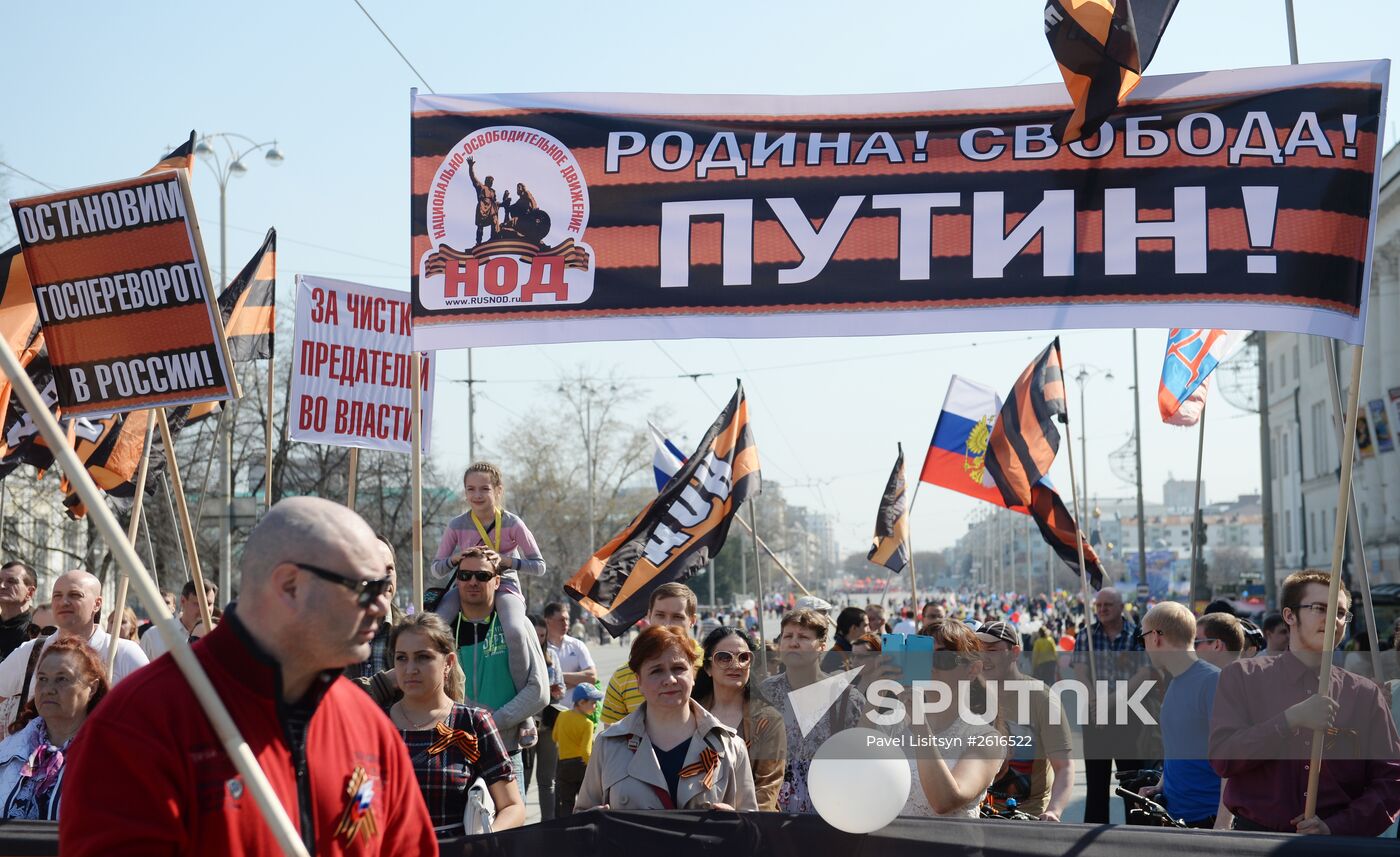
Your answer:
[0,460,1387,851]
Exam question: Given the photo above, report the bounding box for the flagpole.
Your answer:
[159,472,190,582]
[192,404,235,538]
[1324,344,1384,681]
[907,481,922,614]
[106,411,156,678]
[1304,343,1364,823]
[411,352,424,613]
[265,351,274,511]
[1060,404,1098,686]
[1188,405,1208,608]
[735,514,822,601]
[346,447,360,509]
[158,408,215,634]
[0,333,309,857]
[747,501,769,676]
[1025,514,1033,603]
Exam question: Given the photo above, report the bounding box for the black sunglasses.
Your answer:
[456,569,498,583]
[27,625,56,638]
[295,563,392,607]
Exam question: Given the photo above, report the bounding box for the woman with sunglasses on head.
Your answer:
[898,618,1006,818]
[693,627,786,811]
[431,462,548,751]
[388,613,524,838]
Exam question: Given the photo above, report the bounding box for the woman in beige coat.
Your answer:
[575,625,757,812]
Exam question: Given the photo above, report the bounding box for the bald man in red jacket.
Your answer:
[61,497,435,856]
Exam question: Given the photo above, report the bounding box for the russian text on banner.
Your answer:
[9,170,235,416]
[410,60,1387,352]
[290,275,434,453]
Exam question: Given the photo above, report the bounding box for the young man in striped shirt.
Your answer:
[600,583,701,724]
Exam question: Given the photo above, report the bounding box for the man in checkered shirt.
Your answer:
[1072,587,1147,824]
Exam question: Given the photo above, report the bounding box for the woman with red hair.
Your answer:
[0,637,109,819]
[575,626,756,811]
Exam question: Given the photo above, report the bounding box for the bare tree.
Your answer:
[483,370,651,608]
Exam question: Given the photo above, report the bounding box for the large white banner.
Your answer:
[290,275,434,453]
[411,60,1389,350]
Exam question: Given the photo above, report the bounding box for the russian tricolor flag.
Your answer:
[920,376,1023,511]
[648,421,687,492]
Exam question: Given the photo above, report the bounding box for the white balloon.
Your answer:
[808,727,910,834]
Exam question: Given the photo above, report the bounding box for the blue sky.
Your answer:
[1,1,1395,556]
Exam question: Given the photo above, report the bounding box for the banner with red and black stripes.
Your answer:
[566,382,760,636]
[8,168,233,416]
[410,60,1386,352]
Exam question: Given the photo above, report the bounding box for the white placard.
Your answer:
[290,275,433,453]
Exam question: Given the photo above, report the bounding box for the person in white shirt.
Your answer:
[892,608,918,635]
[0,570,148,729]
[140,579,218,661]
[543,602,597,690]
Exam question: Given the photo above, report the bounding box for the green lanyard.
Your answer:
[457,611,499,703]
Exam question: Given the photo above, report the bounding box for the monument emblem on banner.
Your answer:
[419,125,595,312]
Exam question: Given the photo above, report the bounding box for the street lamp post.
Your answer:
[1071,365,1114,523]
[193,133,283,600]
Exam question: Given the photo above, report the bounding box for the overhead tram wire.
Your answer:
[442,333,1044,386]
[0,161,59,191]
[3,158,406,277]
[349,0,435,93]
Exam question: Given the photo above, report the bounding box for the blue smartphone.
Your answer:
[881,633,934,684]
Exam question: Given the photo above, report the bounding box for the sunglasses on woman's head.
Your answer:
[456,569,497,583]
[711,651,752,667]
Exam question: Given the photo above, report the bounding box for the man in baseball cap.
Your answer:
[977,619,1075,822]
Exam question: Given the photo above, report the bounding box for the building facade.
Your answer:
[1264,145,1400,584]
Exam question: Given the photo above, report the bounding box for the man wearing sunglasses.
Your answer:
[61,496,436,856]
[1209,570,1400,836]
[1137,602,1230,829]
[441,546,548,796]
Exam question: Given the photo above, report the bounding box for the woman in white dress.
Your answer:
[901,619,1006,818]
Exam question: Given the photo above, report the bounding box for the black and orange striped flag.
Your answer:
[219,228,275,362]
[985,339,1103,587]
[566,382,760,636]
[0,246,41,457]
[867,444,910,573]
[1044,0,1179,142]
[986,339,1067,508]
[1030,483,1106,589]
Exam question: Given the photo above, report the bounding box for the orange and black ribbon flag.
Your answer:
[1029,481,1106,590]
[867,444,910,573]
[1044,0,1180,143]
[566,382,760,636]
[219,228,275,363]
[985,339,1104,588]
[986,339,1067,508]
